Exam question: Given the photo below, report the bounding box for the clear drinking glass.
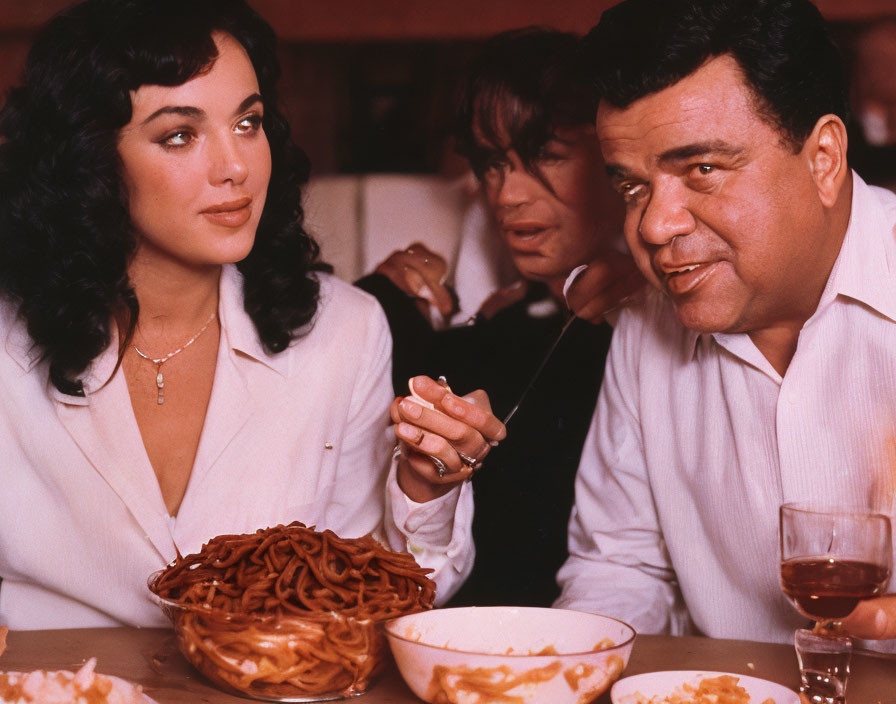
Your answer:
[779,502,893,704]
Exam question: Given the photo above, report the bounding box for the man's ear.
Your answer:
[804,114,849,208]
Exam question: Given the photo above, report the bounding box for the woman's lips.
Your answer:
[201,196,252,227]
[663,261,721,296]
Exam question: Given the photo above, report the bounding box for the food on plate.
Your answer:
[429,661,563,703]
[149,521,435,699]
[386,607,635,704]
[0,658,156,704]
[618,674,776,704]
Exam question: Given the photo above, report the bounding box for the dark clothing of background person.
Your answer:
[357,272,612,607]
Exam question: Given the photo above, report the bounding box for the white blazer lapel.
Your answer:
[54,374,177,562]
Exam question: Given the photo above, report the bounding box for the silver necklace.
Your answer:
[133,311,217,405]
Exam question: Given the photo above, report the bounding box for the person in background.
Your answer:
[0,0,503,629]
[359,28,641,607]
[848,17,896,192]
[556,0,896,645]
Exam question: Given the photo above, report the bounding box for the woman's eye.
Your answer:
[161,131,192,148]
[235,114,263,134]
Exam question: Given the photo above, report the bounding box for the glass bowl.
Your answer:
[384,606,635,704]
[148,571,387,702]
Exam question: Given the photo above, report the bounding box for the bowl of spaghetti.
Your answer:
[148,522,436,702]
[384,606,635,704]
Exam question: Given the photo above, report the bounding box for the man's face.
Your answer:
[598,55,829,334]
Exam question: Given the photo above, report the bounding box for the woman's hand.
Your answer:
[839,594,896,639]
[562,251,645,324]
[392,376,506,503]
[375,243,456,317]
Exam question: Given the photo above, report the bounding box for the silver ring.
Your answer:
[429,454,448,478]
[456,450,482,470]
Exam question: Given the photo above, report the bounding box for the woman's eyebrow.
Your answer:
[235,93,263,114]
[140,93,263,126]
[141,105,203,126]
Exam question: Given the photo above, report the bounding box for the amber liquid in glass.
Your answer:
[780,557,890,620]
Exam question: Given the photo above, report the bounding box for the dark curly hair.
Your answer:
[583,0,849,152]
[0,0,322,395]
[453,28,598,179]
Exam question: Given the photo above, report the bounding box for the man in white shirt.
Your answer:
[555,0,896,644]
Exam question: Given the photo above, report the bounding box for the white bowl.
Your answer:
[611,670,799,704]
[384,606,635,703]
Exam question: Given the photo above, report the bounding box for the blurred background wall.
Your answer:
[1,0,894,179]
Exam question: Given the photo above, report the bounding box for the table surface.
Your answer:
[2,627,893,703]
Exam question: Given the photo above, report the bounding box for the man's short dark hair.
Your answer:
[583,0,849,150]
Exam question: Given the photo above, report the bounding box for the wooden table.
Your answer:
[3,627,892,703]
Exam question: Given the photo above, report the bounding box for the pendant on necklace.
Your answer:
[156,364,165,405]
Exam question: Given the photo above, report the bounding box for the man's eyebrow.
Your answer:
[605,164,634,181]
[140,93,263,126]
[658,141,744,163]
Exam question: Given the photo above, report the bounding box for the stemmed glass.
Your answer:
[779,502,892,704]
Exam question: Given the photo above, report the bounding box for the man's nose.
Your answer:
[208,134,248,185]
[637,179,696,245]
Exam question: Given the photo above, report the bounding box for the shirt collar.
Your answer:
[2,299,118,405]
[218,263,291,377]
[821,173,896,324]
[3,303,41,373]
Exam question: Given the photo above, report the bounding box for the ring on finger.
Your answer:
[456,450,483,470]
[429,454,448,478]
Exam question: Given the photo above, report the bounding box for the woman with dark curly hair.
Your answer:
[0,0,502,629]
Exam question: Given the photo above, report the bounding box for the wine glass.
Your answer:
[779,502,893,704]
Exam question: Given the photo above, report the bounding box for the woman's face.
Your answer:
[118,32,271,272]
[477,120,621,294]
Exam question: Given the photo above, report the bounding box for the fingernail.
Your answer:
[397,422,420,442]
[563,264,589,303]
[874,607,888,636]
[418,285,436,304]
[400,399,423,419]
[443,397,464,415]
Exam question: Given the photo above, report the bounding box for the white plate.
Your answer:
[610,670,799,704]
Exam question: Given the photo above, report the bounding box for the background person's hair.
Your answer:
[583,0,849,151]
[0,0,322,395]
[453,27,598,177]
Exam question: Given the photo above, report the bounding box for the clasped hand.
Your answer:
[392,376,506,502]
[561,250,644,324]
[839,594,896,640]
[376,242,645,326]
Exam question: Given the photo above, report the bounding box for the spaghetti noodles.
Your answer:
[149,522,436,699]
